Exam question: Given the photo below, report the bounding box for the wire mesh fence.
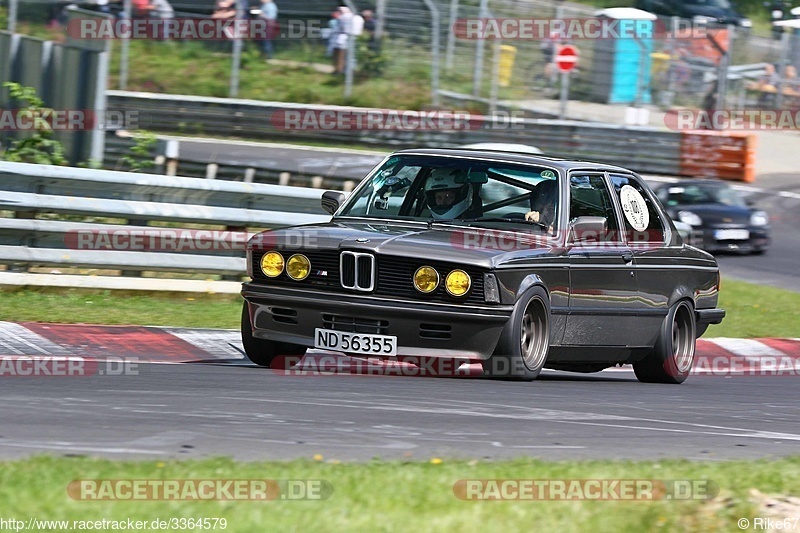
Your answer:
[4,0,800,122]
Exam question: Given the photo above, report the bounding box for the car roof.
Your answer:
[661,179,732,188]
[391,148,636,174]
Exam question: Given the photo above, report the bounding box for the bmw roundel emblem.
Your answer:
[356,238,370,243]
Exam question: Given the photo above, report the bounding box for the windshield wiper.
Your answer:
[463,216,549,230]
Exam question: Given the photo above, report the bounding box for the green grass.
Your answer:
[0,278,797,337]
[1,456,798,532]
[707,279,800,338]
[0,288,242,329]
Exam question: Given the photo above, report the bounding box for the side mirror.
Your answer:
[569,216,608,242]
[321,190,347,215]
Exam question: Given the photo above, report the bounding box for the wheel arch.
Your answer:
[515,274,550,303]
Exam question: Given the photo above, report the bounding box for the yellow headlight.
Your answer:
[445,270,471,297]
[286,254,311,280]
[260,251,284,278]
[413,266,439,293]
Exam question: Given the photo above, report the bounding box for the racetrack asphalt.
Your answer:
[1,323,799,461]
[1,361,799,461]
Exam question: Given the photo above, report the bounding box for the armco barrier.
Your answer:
[0,161,328,292]
[106,91,757,182]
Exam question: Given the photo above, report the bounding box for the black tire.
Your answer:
[482,286,550,381]
[634,300,696,384]
[241,302,307,367]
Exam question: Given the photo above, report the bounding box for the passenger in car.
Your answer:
[525,179,558,231]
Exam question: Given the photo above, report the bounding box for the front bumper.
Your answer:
[242,283,514,360]
[687,227,770,253]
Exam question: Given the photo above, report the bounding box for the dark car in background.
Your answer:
[654,179,770,254]
[635,0,752,27]
[241,149,725,384]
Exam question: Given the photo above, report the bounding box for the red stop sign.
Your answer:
[555,45,579,73]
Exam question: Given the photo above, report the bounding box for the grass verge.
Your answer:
[0,278,797,337]
[1,456,799,532]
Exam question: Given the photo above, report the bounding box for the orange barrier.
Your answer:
[679,131,757,183]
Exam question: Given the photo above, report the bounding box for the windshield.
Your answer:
[337,155,561,233]
[658,183,746,207]
[694,0,732,8]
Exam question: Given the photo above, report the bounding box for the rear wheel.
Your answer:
[482,286,550,381]
[241,302,307,367]
[634,300,696,384]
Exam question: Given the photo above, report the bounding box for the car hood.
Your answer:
[669,204,751,225]
[249,219,560,269]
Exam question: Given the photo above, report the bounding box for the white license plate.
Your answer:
[715,229,750,240]
[314,328,397,356]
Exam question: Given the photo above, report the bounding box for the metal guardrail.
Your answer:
[103,134,364,191]
[0,161,329,291]
[106,91,685,176]
[105,91,756,181]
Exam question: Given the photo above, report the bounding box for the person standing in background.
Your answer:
[259,0,278,59]
[361,9,379,52]
[332,6,353,75]
[132,0,155,18]
[323,10,341,58]
[212,0,236,20]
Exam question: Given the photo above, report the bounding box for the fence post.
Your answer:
[8,0,17,32]
[472,0,489,98]
[775,30,791,110]
[229,0,246,98]
[120,0,131,89]
[445,0,459,71]
[422,0,441,107]
[489,40,501,115]
[714,25,733,112]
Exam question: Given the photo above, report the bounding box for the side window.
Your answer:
[609,174,666,243]
[569,174,619,239]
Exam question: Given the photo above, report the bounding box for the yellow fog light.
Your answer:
[286,254,311,280]
[413,266,439,293]
[445,270,471,297]
[260,251,284,278]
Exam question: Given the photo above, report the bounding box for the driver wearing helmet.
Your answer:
[424,168,480,220]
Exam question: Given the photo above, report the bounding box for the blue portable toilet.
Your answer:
[591,8,657,105]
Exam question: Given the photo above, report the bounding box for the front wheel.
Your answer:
[241,302,307,367]
[634,300,696,384]
[482,286,550,381]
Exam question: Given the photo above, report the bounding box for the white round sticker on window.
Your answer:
[620,185,649,232]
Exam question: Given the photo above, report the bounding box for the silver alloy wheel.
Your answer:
[672,302,696,374]
[520,296,549,370]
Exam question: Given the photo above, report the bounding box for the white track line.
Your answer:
[706,338,785,357]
